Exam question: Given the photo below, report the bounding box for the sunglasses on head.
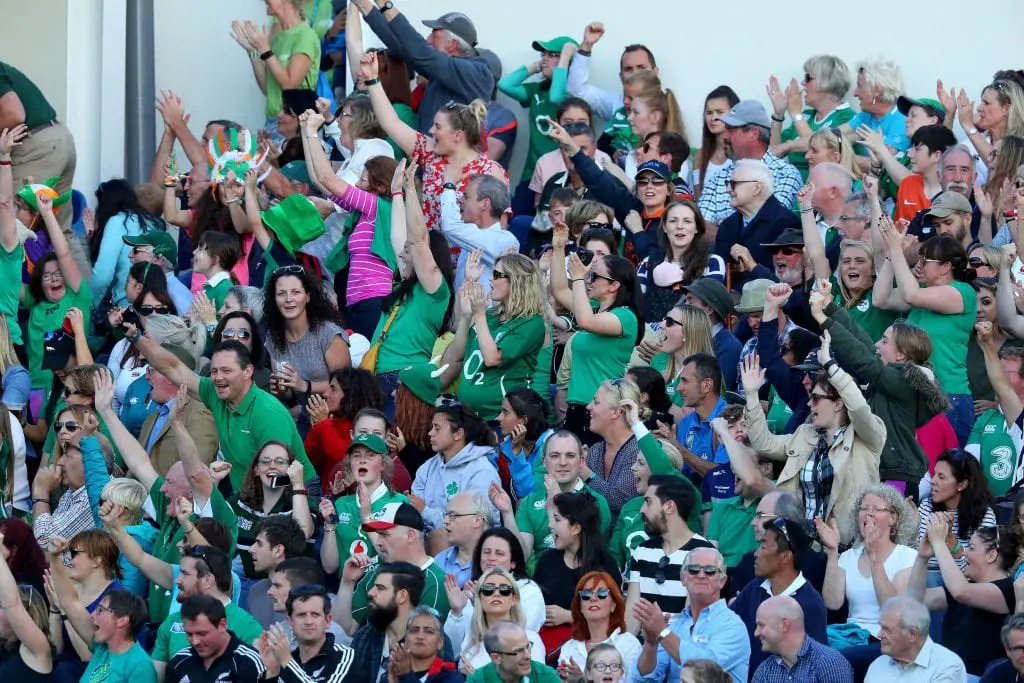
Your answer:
[479,583,515,597]
[222,327,253,341]
[273,264,305,276]
[54,420,79,432]
[435,394,462,409]
[582,223,613,234]
[768,517,793,548]
[578,588,611,601]
[137,304,170,316]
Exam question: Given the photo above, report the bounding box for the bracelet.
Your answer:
[259,50,274,61]
[292,489,308,496]
[799,207,813,214]
[32,498,50,506]
[0,160,11,167]
[391,191,404,197]
[49,608,61,615]
[570,278,584,283]
[184,524,196,535]
[577,48,592,57]
[364,77,380,87]
[324,524,337,532]
[771,114,785,123]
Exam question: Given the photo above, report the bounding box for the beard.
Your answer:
[367,599,400,630]
[643,511,666,537]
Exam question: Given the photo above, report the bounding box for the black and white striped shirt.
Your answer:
[628,534,714,615]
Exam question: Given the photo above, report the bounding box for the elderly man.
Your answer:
[807,162,853,264]
[907,144,992,242]
[633,546,750,683]
[714,160,801,278]
[351,0,493,132]
[699,100,803,227]
[751,595,852,683]
[467,621,560,683]
[981,613,1024,683]
[435,492,490,587]
[837,191,872,242]
[864,596,966,682]
[440,175,519,292]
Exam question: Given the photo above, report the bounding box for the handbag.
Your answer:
[359,303,401,373]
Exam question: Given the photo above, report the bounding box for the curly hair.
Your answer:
[239,441,299,510]
[570,571,626,641]
[394,384,434,453]
[974,525,1021,571]
[493,253,544,320]
[328,367,384,420]
[849,484,918,546]
[264,266,344,352]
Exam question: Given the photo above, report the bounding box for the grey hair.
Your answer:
[881,596,930,639]
[771,490,805,524]
[406,605,444,644]
[733,159,774,194]
[940,144,977,173]
[743,125,771,146]
[227,286,265,323]
[470,175,510,219]
[462,491,491,520]
[855,58,904,103]
[811,162,853,198]
[483,620,524,655]
[444,29,472,56]
[850,483,918,545]
[685,546,727,575]
[1001,613,1024,648]
[843,192,871,219]
[804,55,852,101]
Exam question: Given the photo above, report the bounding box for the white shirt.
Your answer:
[559,628,641,673]
[106,338,147,413]
[332,136,395,186]
[439,188,519,293]
[865,637,966,683]
[839,544,917,637]
[6,414,28,514]
[444,578,546,649]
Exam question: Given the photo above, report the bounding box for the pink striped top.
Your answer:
[331,185,394,306]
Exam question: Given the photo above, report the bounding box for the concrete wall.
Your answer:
[0,0,69,119]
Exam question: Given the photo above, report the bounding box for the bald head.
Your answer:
[762,595,805,625]
[754,595,807,656]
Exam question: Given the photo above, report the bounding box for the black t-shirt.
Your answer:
[0,650,51,683]
[166,633,267,683]
[533,549,622,609]
[942,576,1015,675]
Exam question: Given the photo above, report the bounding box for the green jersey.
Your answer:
[604,107,639,155]
[373,280,451,375]
[907,281,976,395]
[266,25,320,118]
[780,105,855,180]
[459,312,545,421]
[966,409,1017,497]
[0,243,23,346]
[706,495,760,567]
[830,281,899,343]
[567,307,638,405]
[332,483,409,568]
[515,478,611,574]
[352,558,450,624]
[27,278,92,389]
[153,601,263,662]
[81,642,157,683]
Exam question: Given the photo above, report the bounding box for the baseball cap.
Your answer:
[362,502,425,532]
[476,48,503,82]
[925,191,973,218]
[681,278,734,321]
[735,279,775,314]
[792,349,823,373]
[348,433,389,456]
[42,331,76,371]
[635,160,672,182]
[123,230,178,266]
[532,36,578,54]
[720,100,772,130]
[896,96,946,120]
[761,228,805,249]
[422,12,477,47]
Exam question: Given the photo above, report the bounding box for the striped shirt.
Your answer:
[627,534,714,616]
[916,496,998,570]
[331,185,394,306]
[33,485,95,548]
[697,151,803,225]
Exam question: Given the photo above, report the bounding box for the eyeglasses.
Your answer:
[859,505,891,514]
[435,394,462,409]
[443,512,480,522]
[724,179,757,190]
[479,583,515,597]
[654,555,671,585]
[839,215,868,223]
[585,271,617,284]
[258,457,290,468]
[137,304,170,316]
[578,588,611,601]
[684,564,721,576]
[492,270,509,280]
[771,246,803,256]
[493,645,532,657]
[94,604,116,616]
[222,328,253,341]
[131,246,154,256]
[591,663,624,673]
[54,421,79,433]
[41,270,65,282]
[636,176,667,187]
[663,316,682,328]
[273,264,305,276]
[66,547,86,558]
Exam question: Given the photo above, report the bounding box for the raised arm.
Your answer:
[156,91,210,182]
[345,2,365,86]
[169,385,214,503]
[362,52,419,157]
[815,518,847,610]
[710,418,772,495]
[565,23,620,121]
[0,125,28,252]
[978,320,1023,426]
[797,184,832,281]
[36,194,82,291]
[402,165,443,294]
[244,23,313,90]
[569,252,624,337]
[101,504,174,589]
[46,541,96,649]
[0,534,51,668]
[930,512,1011,612]
[300,111,349,197]
[131,330,200,397]
[549,223,574,310]
[92,370,160,493]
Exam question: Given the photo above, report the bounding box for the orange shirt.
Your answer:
[895,174,931,223]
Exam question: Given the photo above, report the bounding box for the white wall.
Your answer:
[0,0,69,118]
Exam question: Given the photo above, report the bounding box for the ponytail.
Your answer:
[447,99,489,150]
[663,88,687,139]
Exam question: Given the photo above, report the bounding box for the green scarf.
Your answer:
[325,196,396,274]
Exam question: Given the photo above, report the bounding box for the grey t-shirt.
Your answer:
[266,322,349,383]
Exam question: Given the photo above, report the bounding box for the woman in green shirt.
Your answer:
[550,224,643,443]
[443,254,546,422]
[875,225,978,446]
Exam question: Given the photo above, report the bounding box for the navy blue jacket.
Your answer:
[757,316,810,434]
[715,326,742,392]
[714,196,800,281]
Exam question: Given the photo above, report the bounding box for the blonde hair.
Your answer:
[598,377,645,424]
[466,568,523,651]
[809,128,863,179]
[493,253,544,320]
[989,80,1024,138]
[445,99,489,150]
[837,240,876,305]
[850,483,918,544]
[101,478,147,525]
[654,439,685,470]
[134,182,164,215]
[0,585,48,651]
[0,317,16,374]
[661,304,714,382]
[855,58,905,104]
[631,79,687,139]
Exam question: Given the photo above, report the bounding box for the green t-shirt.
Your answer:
[0,243,23,346]
[458,312,545,421]
[27,278,93,388]
[567,307,638,405]
[197,376,315,490]
[830,282,899,343]
[604,106,639,155]
[81,641,158,683]
[780,105,856,180]
[332,484,409,569]
[515,479,611,574]
[372,280,451,375]
[153,601,264,662]
[266,24,321,118]
[351,558,450,625]
[506,78,562,182]
[764,386,794,434]
[0,61,57,129]
[879,152,912,201]
[966,409,1016,497]
[148,477,238,624]
[706,495,760,567]
[906,281,976,395]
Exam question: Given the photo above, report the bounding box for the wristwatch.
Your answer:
[967,127,980,136]
[792,113,806,122]
[381,1,395,11]
[443,182,457,191]
[656,626,672,642]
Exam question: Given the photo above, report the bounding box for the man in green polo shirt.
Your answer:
[130,332,317,492]
[151,545,263,681]
[336,502,450,634]
[492,430,611,574]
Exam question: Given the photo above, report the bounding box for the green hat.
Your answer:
[735,279,775,314]
[16,177,71,213]
[399,361,449,406]
[531,36,579,54]
[161,343,197,371]
[123,230,178,266]
[896,96,946,120]
[261,194,325,256]
[347,433,389,456]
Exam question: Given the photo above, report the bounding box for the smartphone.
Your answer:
[328,513,340,524]
[121,307,141,330]
[576,247,594,266]
[535,115,554,136]
[269,474,290,488]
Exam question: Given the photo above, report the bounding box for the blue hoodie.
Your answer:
[412,443,500,532]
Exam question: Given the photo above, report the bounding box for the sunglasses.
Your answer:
[809,392,836,403]
[131,246,154,256]
[654,555,671,585]
[562,122,593,136]
[803,73,815,84]
[578,588,611,601]
[771,246,803,257]
[222,327,253,341]
[66,547,86,558]
[724,179,757,190]
[492,270,509,280]
[663,316,682,328]
[479,583,515,597]
[582,223,613,233]
[636,176,667,187]
[684,564,721,576]
[769,517,792,548]
[54,421,80,432]
[585,272,617,284]
[968,257,986,268]
[137,304,170,316]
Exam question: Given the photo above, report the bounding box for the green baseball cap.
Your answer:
[123,230,178,266]
[399,362,447,406]
[347,433,389,456]
[532,36,579,54]
[896,96,946,120]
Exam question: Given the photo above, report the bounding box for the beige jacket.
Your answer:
[137,394,219,478]
[744,365,885,545]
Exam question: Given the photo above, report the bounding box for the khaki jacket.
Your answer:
[138,394,219,477]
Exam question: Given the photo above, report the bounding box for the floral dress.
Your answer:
[412,133,507,231]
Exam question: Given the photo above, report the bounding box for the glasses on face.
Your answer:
[582,224,613,234]
[443,512,479,522]
[663,316,682,328]
[684,564,721,577]
[578,588,611,601]
[222,327,253,341]
[41,270,65,283]
[859,505,891,514]
[94,604,115,616]
[636,176,667,187]
[839,215,868,223]
[585,271,617,284]
[803,73,815,84]
[724,179,757,190]
[771,246,803,257]
[273,264,305,276]
[591,663,624,673]
[138,304,170,316]
[54,421,79,433]
[492,270,509,280]
[258,457,290,468]
[131,246,154,256]
[66,547,86,558]
[654,555,671,585]
[809,392,835,404]
[479,583,515,597]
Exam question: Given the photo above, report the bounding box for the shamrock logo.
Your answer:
[446,481,459,496]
